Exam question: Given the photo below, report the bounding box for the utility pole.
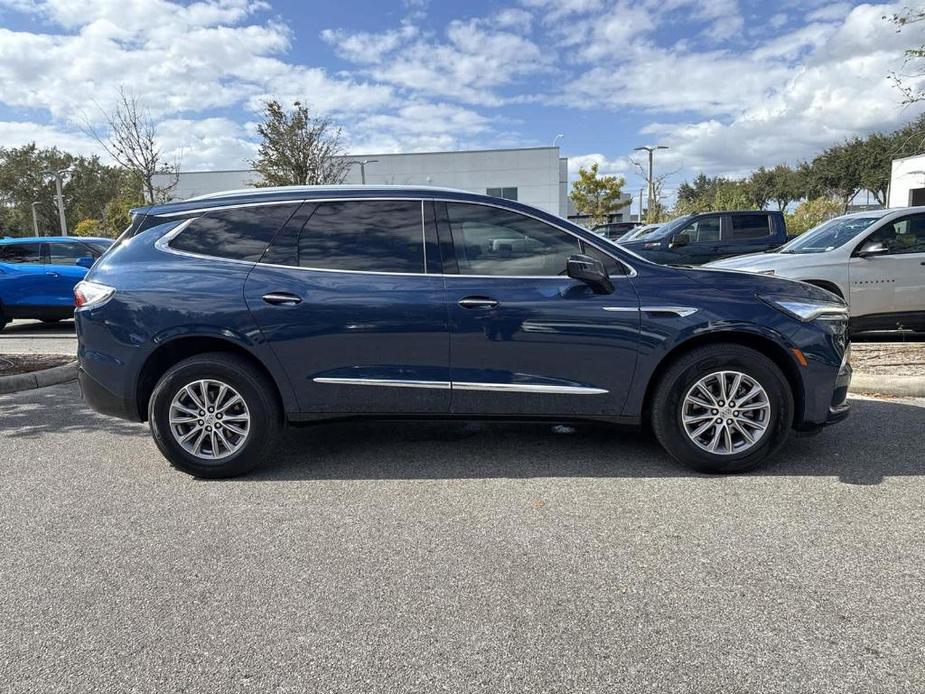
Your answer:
[31,201,40,236]
[633,145,668,222]
[42,168,70,236]
[638,187,644,223]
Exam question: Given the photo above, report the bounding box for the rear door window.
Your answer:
[729,214,771,240]
[47,242,90,265]
[0,243,43,264]
[169,204,299,262]
[297,200,425,273]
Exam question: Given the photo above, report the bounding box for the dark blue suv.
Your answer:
[75,187,851,478]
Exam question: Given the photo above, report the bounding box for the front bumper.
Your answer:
[78,366,142,422]
[795,358,851,432]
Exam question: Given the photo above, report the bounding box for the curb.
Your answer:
[0,360,77,395]
[849,372,925,398]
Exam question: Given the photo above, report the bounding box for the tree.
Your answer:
[785,197,842,235]
[250,100,350,186]
[569,162,632,227]
[712,180,754,210]
[747,167,774,209]
[766,164,802,210]
[886,8,925,104]
[857,132,893,206]
[805,138,864,212]
[674,173,727,214]
[85,87,177,204]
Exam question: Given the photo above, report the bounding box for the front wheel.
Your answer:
[651,344,793,474]
[148,352,281,478]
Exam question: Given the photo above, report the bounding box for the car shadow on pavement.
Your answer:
[0,383,147,439]
[245,397,924,486]
[1,319,76,335]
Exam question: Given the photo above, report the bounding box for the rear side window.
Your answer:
[170,204,298,262]
[0,243,42,264]
[675,217,721,244]
[730,214,771,240]
[48,242,90,264]
[297,200,424,273]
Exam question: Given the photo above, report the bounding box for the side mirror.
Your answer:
[669,235,689,249]
[567,254,614,295]
[75,256,95,269]
[857,240,889,258]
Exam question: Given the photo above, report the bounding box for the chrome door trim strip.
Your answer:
[452,381,609,395]
[311,377,608,395]
[602,306,698,317]
[313,377,451,390]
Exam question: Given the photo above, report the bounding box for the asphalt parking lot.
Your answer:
[1,380,924,693]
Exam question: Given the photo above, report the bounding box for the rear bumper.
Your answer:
[78,366,142,422]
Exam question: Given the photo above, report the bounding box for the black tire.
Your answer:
[148,352,282,478]
[651,344,793,474]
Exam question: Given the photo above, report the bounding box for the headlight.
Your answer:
[760,295,848,322]
[74,280,115,309]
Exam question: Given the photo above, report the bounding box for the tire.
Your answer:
[651,344,793,474]
[148,352,282,478]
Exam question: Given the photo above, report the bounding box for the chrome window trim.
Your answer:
[312,377,608,395]
[152,195,638,279]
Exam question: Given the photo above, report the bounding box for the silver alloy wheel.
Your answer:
[168,379,250,461]
[681,370,771,456]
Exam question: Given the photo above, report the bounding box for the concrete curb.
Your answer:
[0,360,77,395]
[849,372,925,398]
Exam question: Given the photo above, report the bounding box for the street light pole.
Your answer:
[633,145,668,222]
[553,134,564,148]
[31,201,40,236]
[352,158,379,185]
[42,168,70,236]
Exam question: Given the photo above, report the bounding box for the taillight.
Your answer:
[74,280,115,308]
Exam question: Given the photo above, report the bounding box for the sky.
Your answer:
[0,0,924,209]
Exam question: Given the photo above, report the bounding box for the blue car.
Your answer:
[75,187,851,478]
[0,235,112,331]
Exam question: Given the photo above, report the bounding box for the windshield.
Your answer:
[779,216,881,254]
[642,215,692,240]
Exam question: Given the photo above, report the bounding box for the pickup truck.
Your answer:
[618,210,788,265]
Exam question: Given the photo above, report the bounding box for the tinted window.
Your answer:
[675,217,720,243]
[170,204,298,262]
[446,203,579,276]
[86,240,113,255]
[0,243,42,264]
[581,242,626,276]
[865,214,925,255]
[298,200,424,273]
[730,214,771,240]
[48,242,89,264]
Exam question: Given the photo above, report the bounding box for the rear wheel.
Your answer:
[651,344,793,473]
[148,352,281,478]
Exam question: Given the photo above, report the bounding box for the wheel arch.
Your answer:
[640,329,805,429]
[136,335,286,422]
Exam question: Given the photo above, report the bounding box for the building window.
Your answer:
[486,187,518,201]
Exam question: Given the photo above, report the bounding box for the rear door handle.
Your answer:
[262,292,302,306]
[458,296,498,309]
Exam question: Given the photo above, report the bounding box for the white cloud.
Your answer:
[0,120,101,155]
[567,153,631,177]
[320,24,418,64]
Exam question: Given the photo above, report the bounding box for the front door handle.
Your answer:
[458,296,498,309]
[46,272,60,277]
[262,292,302,306]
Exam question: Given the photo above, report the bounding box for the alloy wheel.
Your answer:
[680,370,771,456]
[168,379,250,460]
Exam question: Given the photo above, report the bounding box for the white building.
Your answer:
[889,153,925,207]
[156,147,570,217]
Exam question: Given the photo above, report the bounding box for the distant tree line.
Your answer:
[670,115,925,233]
